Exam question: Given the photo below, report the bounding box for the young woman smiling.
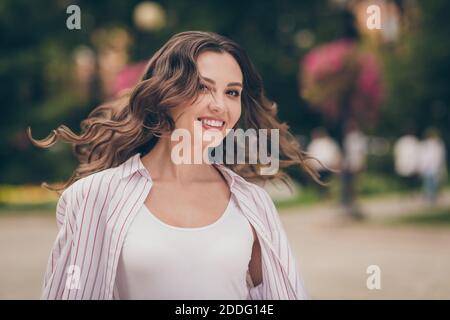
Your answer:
[29,31,321,300]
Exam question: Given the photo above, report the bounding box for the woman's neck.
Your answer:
[140,136,218,184]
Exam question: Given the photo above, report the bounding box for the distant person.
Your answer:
[393,133,421,187]
[417,128,447,205]
[343,126,368,175]
[307,127,341,196]
[341,121,368,212]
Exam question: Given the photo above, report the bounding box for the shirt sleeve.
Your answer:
[41,186,77,299]
[253,184,310,300]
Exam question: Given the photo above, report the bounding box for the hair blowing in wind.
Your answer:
[27,31,323,195]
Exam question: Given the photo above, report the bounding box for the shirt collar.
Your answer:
[212,162,240,190]
[118,152,153,182]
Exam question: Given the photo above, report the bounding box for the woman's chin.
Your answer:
[202,131,225,145]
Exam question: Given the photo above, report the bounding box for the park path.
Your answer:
[281,189,450,299]
[0,191,449,299]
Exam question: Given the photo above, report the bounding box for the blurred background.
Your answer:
[0,0,449,299]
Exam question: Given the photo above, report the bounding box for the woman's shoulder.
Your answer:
[61,152,151,204]
[61,166,120,204]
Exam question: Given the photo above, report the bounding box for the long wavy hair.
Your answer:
[28,31,323,195]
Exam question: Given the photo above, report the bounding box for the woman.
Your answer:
[29,31,321,300]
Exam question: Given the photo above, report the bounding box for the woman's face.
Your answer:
[169,51,243,149]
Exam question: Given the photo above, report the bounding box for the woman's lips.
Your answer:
[197,118,225,131]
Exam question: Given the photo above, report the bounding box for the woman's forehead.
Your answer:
[196,51,243,84]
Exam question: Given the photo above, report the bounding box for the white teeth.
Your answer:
[200,119,224,127]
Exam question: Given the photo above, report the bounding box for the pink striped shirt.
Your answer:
[41,152,308,300]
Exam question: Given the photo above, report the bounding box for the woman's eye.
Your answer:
[227,90,240,97]
[199,84,209,92]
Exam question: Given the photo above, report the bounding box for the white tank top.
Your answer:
[114,196,254,300]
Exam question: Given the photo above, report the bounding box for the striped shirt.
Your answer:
[41,152,309,300]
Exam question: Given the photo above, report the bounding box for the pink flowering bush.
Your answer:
[112,61,148,97]
[300,39,384,125]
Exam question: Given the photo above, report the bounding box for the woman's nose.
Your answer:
[208,91,226,112]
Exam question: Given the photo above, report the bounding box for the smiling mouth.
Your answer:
[197,117,225,130]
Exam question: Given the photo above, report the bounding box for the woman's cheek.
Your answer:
[231,106,242,128]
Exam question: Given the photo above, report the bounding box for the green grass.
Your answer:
[274,173,405,209]
[0,202,56,216]
[386,208,450,227]
[274,187,324,209]
[275,172,449,209]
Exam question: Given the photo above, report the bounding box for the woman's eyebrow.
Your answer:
[201,76,243,88]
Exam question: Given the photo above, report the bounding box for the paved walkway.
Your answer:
[0,192,449,299]
[282,206,450,299]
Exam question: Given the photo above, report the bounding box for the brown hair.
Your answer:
[28,31,323,194]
